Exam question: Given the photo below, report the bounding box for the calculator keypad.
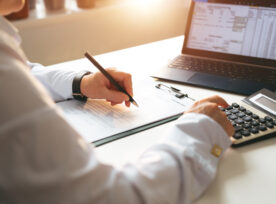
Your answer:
[221,103,276,146]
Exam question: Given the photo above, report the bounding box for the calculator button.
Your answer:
[252,121,259,126]
[250,127,259,134]
[229,115,238,120]
[245,110,252,115]
[235,118,244,125]
[241,130,251,136]
[259,118,266,123]
[232,103,240,108]
[266,122,274,129]
[252,114,259,120]
[243,123,251,129]
[231,109,239,114]
[239,106,246,112]
[244,116,252,122]
[273,120,276,126]
[259,125,267,131]
[225,111,232,116]
[219,107,225,111]
[236,112,245,118]
[233,133,242,139]
[264,116,273,122]
[235,126,243,132]
[226,106,233,110]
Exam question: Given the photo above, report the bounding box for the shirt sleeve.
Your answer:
[29,62,81,102]
[125,113,231,204]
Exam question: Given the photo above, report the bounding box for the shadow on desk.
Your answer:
[195,137,276,204]
[238,136,276,153]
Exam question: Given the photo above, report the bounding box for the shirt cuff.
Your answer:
[30,62,90,102]
[157,113,231,200]
[161,113,231,155]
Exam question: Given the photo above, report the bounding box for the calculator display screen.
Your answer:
[255,96,276,112]
[249,93,276,116]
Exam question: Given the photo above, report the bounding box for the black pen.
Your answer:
[84,52,139,107]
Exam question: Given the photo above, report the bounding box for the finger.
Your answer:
[199,95,229,108]
[107,100,117,105]
[220,113,234,137]
[111,101,117,106]
[107,99,127,106]
[106,68,129,82]
[122,74,133,97]
[125,101,131,107]
[226,119,235,136]
[215,109,234,137]
[106,69,133,92]
[103,88,129,103]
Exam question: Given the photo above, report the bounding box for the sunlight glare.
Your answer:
[132,0,164,8]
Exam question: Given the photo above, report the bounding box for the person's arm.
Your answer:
[1,63,232,204]
[116,96,233,203]
[29,62,132,106]
[29,62,86,102]
[151,113,231,203]
[1,37,233,203]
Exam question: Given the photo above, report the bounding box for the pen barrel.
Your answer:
[109,78,129,96]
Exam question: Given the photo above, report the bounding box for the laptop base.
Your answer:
[152,68,274,96]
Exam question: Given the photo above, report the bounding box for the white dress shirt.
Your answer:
[0,16,82,102]
[0,16,231,204]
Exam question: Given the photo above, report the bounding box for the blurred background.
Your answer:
[11,0,191,65]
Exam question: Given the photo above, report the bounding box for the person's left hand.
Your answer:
[185,95,234,137]
[80,68,133,107]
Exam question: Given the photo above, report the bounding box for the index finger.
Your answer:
[107,69,133,96]
[199,95,229,108]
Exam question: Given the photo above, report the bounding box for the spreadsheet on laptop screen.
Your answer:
[187,2,276,60]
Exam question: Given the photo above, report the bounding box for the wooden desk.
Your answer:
[48,36,276,204]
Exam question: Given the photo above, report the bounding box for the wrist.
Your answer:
[80,74,91,97]
[72,71,92,101]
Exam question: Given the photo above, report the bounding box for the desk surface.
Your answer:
[49,36,276,204]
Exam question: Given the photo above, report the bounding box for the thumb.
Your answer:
[103,88,129,103]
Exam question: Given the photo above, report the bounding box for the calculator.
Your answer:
[221,89,276,147]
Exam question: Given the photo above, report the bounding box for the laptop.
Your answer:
[152,0,276,95]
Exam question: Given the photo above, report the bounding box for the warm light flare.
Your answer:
[132,0,165,8]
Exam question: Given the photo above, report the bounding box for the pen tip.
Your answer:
[132,101,139,108]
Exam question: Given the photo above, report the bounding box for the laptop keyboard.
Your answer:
[169,55,276,84]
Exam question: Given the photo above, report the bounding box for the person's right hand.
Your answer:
[185,95,234,137]
[80,68,133,107]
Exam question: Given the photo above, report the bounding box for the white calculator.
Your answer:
[221,89,276,147]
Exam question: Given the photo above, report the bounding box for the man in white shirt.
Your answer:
[0,0,234,203]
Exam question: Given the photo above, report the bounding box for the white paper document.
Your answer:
[57,77,194,145]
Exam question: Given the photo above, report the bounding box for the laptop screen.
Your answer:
[186,2,276,60]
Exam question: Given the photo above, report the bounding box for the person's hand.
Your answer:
[185,95,234,137]
[80,68,133,107]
